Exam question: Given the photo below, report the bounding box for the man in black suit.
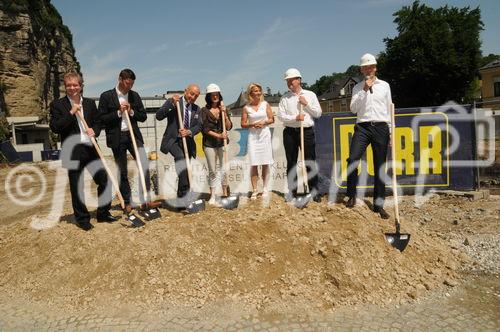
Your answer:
[49,71,117,231]
[156,84,202,204]
[98,69,159,212]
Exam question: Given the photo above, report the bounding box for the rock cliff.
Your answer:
[0,0,79,119]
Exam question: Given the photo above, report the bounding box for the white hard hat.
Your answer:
[284,68,302,80]
[206,83,221,93]
[360,53,377,66]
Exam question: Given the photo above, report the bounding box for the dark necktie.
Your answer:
[184,103,190,129]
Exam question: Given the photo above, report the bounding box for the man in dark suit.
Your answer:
[49,71,117,231]
[98,69,159,212]
[156,84,202,203]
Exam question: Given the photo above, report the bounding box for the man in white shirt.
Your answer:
[346,53,392,219]
[277,68,322,203]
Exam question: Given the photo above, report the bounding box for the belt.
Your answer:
[358,121,388,127]
[285,126,313,131]
[120,130,130,135]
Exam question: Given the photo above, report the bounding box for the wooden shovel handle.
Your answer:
[221,102,229,170]
[122,111,149,202]
[299,103,309,193]
[390,104,400,224]
[75,110,125,209]
[175,101,193,188]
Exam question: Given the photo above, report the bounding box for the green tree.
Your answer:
[309,66,361,96]
[378,1,483,107]
[345,65,361,78]
[479,53,500,68]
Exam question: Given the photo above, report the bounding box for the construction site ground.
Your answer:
[0,161,498,330]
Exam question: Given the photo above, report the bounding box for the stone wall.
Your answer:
[0,0,79,119]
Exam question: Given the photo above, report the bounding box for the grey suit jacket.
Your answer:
[156,98,202,157]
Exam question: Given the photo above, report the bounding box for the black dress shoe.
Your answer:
[373,206,390,219]
[76,221,93,231]
[97,214,119,223]
[313,194,322,203]
[345,197,356,208]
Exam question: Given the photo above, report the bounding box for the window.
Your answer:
[494,82,500,97]
[345,82,355,95]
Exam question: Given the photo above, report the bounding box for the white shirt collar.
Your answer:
[115,85,128,97]
[67,95,82,105]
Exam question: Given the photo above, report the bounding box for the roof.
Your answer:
[6,116,40,125]
[318,76,362,101]
[227,92,246,109]
[14,123,50,130]
[479,59,500,71]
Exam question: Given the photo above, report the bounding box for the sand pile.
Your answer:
[0,194,467,313]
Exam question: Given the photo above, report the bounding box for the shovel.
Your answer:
[219,102,239,210]
[123,111,162,221]
[385,104,411,251]
[175,101,205,214]
[76,111,144,227]
[294,103,312,209]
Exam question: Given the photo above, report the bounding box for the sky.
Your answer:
[51,0,500,104]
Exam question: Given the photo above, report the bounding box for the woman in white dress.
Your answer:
[241,83,274,199]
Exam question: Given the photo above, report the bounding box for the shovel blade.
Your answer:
[127,213,145,227]
[220,195,239,210]
[186,199,205,214]
[385,232,411,252]
[139,207,161,221]
[294,193,312,209]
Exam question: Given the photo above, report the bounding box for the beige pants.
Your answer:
[203,146,227,188]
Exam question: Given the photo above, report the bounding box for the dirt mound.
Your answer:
[0,194,467,313]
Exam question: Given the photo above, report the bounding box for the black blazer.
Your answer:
[98,88,147,149]
[49,96,101,168]
[156,98,202,157]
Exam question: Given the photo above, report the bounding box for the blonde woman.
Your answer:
[241,83,274,199]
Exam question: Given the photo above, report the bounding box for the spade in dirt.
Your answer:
[219,101,239,210]
[76,111,144,227]
[294,103,312,209]
[384,104,410,251]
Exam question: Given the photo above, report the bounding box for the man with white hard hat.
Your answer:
[345,53,392,219]
[277,68,323,203]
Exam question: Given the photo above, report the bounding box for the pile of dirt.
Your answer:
[0,193,468,314]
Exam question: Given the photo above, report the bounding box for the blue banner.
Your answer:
[315,103,476,193]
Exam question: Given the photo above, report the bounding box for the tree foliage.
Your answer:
[377,1,483,107]
[479,53,500,68]
[309,65,360,96]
